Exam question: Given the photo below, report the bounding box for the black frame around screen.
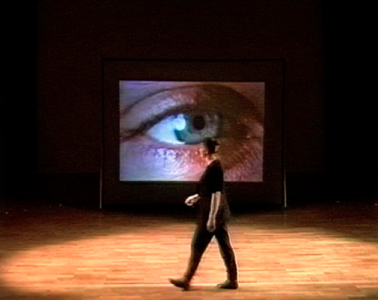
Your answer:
[102,59,285,206]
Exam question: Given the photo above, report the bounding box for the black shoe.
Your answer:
[169,278,190,291]
[217,280,238,289]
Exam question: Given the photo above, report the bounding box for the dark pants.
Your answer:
[184,223,238,282]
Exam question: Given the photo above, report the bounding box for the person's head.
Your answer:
[201,138,220,159]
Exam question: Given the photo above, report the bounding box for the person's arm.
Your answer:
[207,191,221,232]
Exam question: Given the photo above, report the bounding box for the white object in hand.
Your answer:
[185,194,200,206]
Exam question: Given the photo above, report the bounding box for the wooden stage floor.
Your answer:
[1,201,378,300]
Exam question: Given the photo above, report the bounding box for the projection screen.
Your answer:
[102,60,284,206]
[119,81,264,182]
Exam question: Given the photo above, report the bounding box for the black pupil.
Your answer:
[192,115,205,130]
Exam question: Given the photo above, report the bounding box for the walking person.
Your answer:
[169,138,238,290]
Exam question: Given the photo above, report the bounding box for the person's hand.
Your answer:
[206,220,216,232]
[185,194,199,207]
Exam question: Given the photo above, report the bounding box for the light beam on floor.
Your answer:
[1,219,378,299]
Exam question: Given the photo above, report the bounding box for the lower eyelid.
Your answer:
[121,139,207,179]
[121,132,262,181]
[146,132,261,175]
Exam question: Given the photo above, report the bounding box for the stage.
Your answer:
[1,201,378,299]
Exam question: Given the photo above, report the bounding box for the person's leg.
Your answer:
[184,225,213,281]
[214,223,238,289]
[170,225,213,290]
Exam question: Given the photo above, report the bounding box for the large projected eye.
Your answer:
[147,112,222,145]
[120,82,264,181]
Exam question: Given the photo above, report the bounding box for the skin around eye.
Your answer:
[119,82,264,181]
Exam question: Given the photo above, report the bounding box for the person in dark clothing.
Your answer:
[169,138,238,291]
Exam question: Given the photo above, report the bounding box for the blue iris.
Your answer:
[147,113,221,144]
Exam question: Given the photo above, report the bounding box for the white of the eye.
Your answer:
[174,114,186,130]
[147,115,186,145]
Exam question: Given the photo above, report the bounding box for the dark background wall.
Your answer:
[2,1,377,207]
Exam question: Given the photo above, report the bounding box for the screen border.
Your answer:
[102,59,285,206]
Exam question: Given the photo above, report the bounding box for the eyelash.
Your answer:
[120,105,202,142]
